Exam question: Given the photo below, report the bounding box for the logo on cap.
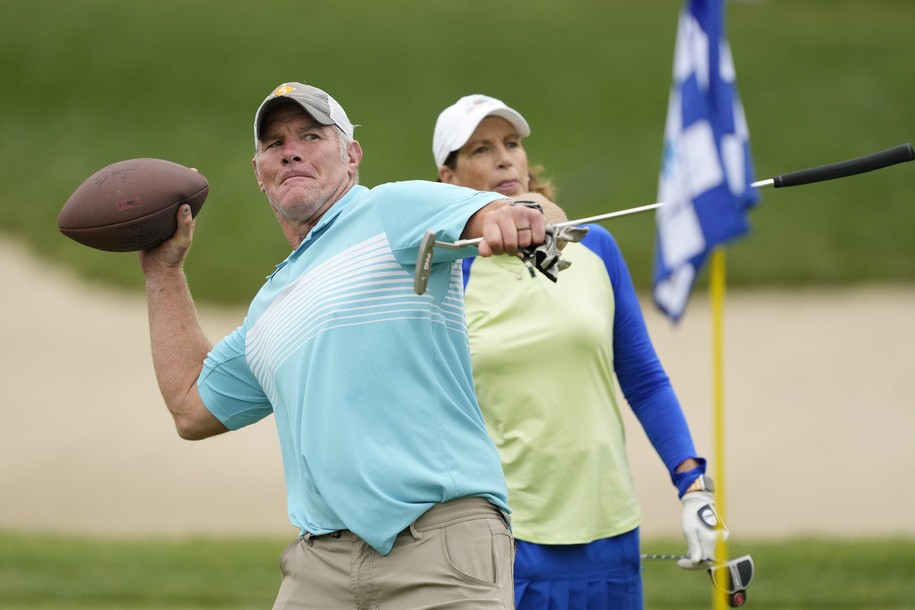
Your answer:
[464,96,495,113]
[273,85,294,97]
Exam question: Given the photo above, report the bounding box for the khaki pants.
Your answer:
[273,497,514,609]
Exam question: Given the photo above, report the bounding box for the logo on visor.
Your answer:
[273,85,294,97]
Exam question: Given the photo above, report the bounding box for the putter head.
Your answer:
[414,229,436,295]
[708,555,754,607]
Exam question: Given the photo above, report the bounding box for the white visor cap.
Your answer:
[432,94,530,168]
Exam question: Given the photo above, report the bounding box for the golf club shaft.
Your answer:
[436,142,914,250]
[641,553,687,561]
[438,203,663,249]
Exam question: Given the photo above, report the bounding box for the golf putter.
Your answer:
[641,553,754,607]
[708,554,754,607]
[414,143,914,294]
[413,203,663,295]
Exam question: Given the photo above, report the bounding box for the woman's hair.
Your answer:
[441,151,557,201]
[526,164,556,201]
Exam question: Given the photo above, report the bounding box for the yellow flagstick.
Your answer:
[710,247,729,610]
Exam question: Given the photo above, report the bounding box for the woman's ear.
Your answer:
[438,165,456,185]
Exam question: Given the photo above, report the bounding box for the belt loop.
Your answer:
[303,532,316,547]
[409,521,423,541]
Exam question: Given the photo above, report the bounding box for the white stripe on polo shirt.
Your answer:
[245,232,466,396]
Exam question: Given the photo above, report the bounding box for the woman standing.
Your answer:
[432,94,725,609]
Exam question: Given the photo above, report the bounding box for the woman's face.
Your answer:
[439,116,530,196]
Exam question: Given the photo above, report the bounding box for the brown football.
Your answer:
[58,158,208,252]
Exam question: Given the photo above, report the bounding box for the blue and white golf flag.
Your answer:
[653,0,759,322]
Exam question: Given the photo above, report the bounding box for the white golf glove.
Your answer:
[678,488,728,570]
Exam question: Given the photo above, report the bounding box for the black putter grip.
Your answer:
[772,143,915,188]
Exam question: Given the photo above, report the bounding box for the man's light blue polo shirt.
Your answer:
[197,181,508,554]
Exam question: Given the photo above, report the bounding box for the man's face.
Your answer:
[253,101,360,227]
[440,116,530,196]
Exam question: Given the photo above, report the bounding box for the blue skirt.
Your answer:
[514,528,643,610]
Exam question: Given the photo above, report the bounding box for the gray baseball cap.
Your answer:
[254,82,355,148]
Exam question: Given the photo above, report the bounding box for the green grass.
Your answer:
[0,531,281,609]
[2,531,914,609]
[641,538,915,609]
[1,1,913,304]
